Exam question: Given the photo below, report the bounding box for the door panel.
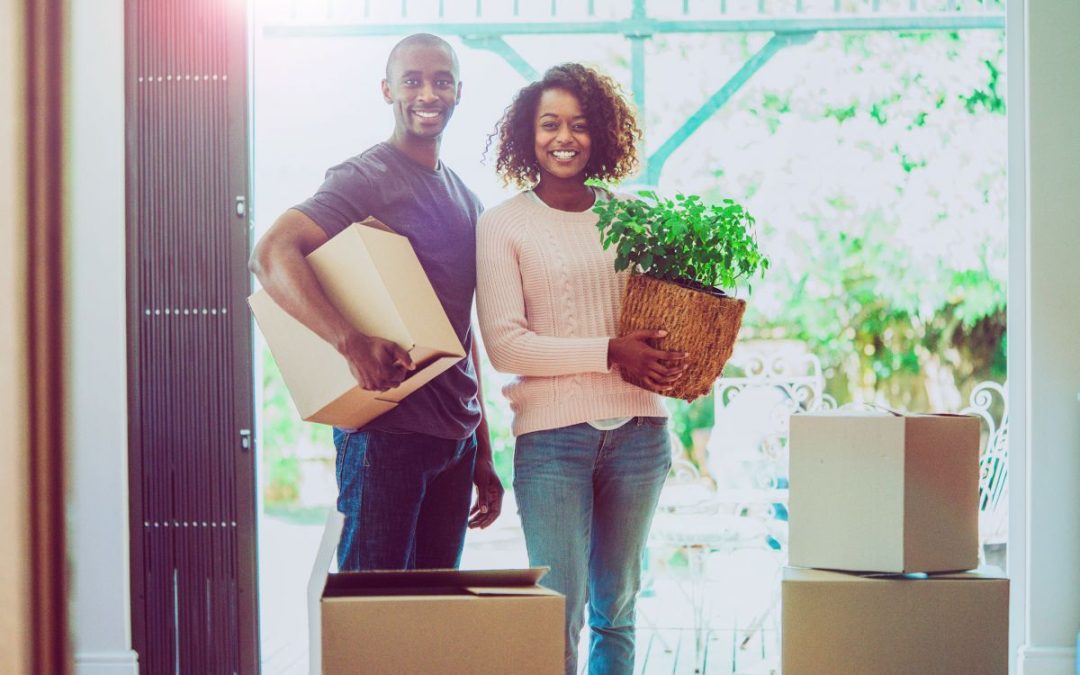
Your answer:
[126,0,257,672]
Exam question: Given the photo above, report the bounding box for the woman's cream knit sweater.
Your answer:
[476,191,667,437]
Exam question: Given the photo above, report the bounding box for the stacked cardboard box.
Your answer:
[782,411,1009,675]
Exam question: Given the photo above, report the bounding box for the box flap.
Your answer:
[797,410,977,419]
[908,412,976,418]
[795,408,900,418]
[463,586,560,597]
[323,567,551,598]
[784,566,1007,583]
[920,567,1007,581]
[308,393,398,428]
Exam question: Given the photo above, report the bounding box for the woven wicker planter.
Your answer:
[618,273,746,401]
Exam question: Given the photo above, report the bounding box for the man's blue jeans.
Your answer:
[332,428,477,571]
[514,418,671,675]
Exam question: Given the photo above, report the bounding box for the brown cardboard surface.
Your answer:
[782,567,1009,675]
[789,411,980,573]
[306,225,415,349]
[248,220,465,428]
[904,415,981,572]
[322,594,563,675]
[318,568,564,675]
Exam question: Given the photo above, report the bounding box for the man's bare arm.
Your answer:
[249,208,413,391]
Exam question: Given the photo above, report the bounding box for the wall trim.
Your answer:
[1005,0,1027,673]
[74,650,139,675]
[1018,646,1076,675]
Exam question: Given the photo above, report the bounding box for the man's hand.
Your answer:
[608,329,689,392]
[468,455,504,530]
[337,331,415,392]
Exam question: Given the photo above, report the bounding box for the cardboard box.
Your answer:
[789,410,980,573]
[308,513,565,675]
[249,218,465,428]
[782,566,1008,675]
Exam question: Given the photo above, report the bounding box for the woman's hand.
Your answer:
[608,329,689,392]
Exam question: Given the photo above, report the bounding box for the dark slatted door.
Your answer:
[125,0,258,673]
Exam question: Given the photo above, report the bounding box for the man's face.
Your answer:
[382,44,461,141]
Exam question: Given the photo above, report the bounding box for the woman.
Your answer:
[476,63,688,675]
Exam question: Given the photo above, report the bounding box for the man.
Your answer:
[249,34,503,571]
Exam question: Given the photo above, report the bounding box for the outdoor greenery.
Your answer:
[647,28,1007,415]
[593,191,769,294]
[259,27,1007,508]
[260,347,327,507]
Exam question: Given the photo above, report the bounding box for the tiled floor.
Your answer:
[259,492,782,674]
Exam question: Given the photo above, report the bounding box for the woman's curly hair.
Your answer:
[487,63,642,188]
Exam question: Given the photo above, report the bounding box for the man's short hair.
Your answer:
[385,33,459,80]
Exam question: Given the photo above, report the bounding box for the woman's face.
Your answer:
[532,87,591,183]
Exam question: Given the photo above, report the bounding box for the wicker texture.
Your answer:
[619,274,746,401]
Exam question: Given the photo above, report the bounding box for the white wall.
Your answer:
[1005,0,1027,672]
[66,0,139,672]
[1017,1,1080,673]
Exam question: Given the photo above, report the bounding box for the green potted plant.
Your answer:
[594,190,769,401]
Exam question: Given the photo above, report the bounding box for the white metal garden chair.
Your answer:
[645,341,833,672]
[958,380,1009,568]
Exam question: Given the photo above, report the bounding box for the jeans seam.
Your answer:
[594,431,609,469]
[335,431,353,488]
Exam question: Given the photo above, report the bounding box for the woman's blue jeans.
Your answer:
[514,418,671,675]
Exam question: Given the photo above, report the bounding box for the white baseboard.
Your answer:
[1019,646,1077,675]
[75,650,139,675]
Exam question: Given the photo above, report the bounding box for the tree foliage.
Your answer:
[650,28,1007,412]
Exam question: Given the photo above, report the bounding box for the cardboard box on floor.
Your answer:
[782,566,1008,675]
[788,410,980,573]
[308,513,565,675]
[248,218,465,428]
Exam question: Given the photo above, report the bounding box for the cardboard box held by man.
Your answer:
[249,217,465,428]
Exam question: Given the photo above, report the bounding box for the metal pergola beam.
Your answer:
[264,15,1004,39]
[644,30,816,185]
[461,35,539,80]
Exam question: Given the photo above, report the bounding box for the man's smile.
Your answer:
[412,109,443,120]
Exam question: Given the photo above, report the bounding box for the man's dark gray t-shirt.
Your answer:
[294,142,483,440]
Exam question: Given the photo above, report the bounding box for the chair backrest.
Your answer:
[958,380,1009,545]
[707,341,834,491]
